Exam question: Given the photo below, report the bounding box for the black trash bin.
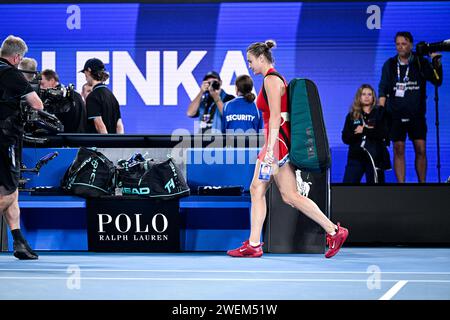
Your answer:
[263,169,330,253]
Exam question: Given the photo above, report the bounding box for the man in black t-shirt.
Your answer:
[40,69,87,133]
[0,35,44,260]
[186,71,234,134]
[80,58,124,134]
[378,31,442,182]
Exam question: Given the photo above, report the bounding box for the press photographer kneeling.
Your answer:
[0,35,44,260]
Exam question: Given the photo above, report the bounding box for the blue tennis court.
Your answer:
[1,248,449,300]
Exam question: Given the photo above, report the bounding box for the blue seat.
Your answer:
[182,148,258,251]
[186,148,258,192]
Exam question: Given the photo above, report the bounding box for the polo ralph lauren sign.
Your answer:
[87,197,180,252]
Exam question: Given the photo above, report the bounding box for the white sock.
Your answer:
[249,241,260,247]
[329,226,338,236]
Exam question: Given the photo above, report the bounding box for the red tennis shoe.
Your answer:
[227,240,263,258]
[325,223,348,258]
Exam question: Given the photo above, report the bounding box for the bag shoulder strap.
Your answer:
[261,72,290,149]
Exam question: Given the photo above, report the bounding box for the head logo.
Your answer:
[122,187,151,195]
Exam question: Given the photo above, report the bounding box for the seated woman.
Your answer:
[222,75,263,134]
[342,84,391,184]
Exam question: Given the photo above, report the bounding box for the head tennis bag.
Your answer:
[116,155,190,199]
[288,79,331,172]
[61,147,116,197]
[263,73,331,172]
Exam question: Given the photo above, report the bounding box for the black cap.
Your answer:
[203,71,221,81]
[79,58,105,73]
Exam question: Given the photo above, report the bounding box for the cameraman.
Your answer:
[80,58,124,134]
[40,69,87,133]
[0,35,43,260]
[378,31,443,183]
[19,57,37,82]
[187,71,234,134]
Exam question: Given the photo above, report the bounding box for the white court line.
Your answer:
[379,280,408,300]
[0,269,449,274]
[0,277,448,283]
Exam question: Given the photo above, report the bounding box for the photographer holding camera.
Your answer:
[378,31,443,183]
[0,35,43,260]
[40,69,87,133]
[187,71,234,134]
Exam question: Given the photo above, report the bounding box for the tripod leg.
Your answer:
[435,85,441,183]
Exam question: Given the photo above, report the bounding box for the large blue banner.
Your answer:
[1,2,449,182]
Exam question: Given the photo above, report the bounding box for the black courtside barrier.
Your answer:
[331,184,450,245]
[263,169,330,253]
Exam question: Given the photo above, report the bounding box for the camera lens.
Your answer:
[210,80,220,90]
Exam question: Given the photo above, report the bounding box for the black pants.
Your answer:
[343,158,385,184]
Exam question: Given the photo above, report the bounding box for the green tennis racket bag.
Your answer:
[288,79,331,172]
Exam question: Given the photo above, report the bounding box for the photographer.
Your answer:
[0,35,43,260]
[40,69,87,133]
[378,31,443,183]
[186,71,234,134]
[80,58,124,134]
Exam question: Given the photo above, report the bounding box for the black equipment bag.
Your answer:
[116,155,190,199]
[61,147,116,198]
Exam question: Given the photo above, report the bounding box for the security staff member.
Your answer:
[40,69,87,133]
[0,35,44,260]
[80,58,124,134]
[222,74,263,133]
